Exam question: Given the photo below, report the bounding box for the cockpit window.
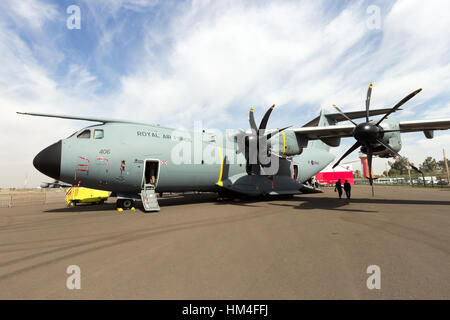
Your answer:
[94,129,104,139]
[77,129,91,139]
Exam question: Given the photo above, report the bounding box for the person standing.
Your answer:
[344,180,351,199]
[334,179,343,199]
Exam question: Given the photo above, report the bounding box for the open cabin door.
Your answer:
[141,159,160,212]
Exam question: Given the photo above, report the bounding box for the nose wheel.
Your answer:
[116,199,135,211]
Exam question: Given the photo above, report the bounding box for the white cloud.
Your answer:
[0,13,105,188]
[3,0,58,29]
[401,133,450,167]
[115,1,371,127]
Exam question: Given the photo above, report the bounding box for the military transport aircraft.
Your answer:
[19,83,450,211]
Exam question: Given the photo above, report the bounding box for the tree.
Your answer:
[354,170,362,178]
[388,156,410,175]
[437,159,450,171]
[420,157,438,172]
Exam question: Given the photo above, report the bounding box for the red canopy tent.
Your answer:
[315,170,354,185]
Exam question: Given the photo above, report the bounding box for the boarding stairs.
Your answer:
[141,184,160,212]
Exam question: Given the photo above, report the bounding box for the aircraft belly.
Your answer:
[219,173,303,196]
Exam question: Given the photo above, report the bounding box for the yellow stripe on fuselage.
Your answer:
[217,147,224,187]
[282,131,286,154]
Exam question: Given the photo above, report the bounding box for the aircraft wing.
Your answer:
[292,124,355,139]
[398,119,450,132]
[302,108,400,127]
[292,118,450,139]
[17,112,148,125]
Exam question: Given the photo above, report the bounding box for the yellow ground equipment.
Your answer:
[65,187,109,207]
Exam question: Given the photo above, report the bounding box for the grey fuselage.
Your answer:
[54,123,335,195]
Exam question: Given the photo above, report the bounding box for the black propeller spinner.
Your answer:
[332,83,423,195]
[236,105,290,174]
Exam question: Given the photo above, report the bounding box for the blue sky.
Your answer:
[1,0,449,187]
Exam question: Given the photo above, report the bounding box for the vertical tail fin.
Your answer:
[312,108,335,151]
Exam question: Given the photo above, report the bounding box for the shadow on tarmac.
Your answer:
[44,192,450,214]
[268,196,450,213]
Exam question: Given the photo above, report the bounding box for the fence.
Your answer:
[0,190,66,208]
[354,176,449,187]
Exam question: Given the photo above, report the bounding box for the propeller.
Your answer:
[235,105,290,174]
[332,83,422,195]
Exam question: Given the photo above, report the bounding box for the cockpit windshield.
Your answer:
[66,126,104,139]
[77,129,91,139]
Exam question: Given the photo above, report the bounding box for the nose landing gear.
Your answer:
[116,199,135,211]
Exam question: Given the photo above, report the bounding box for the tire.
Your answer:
[122,199,134,210]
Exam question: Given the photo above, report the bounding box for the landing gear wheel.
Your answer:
[119,199,135,210]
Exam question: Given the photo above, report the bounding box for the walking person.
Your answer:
[344,180,351,199]
[334,179,343,199]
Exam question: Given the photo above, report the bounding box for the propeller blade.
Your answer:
[375,138,402,158]
[367,145,375,196]
[249,108,258,132]
[376,88,422,126]
[265,125,292,140]
[409,163,423,174]
[366,82,373,122]
[259,104,275,131]
[332,104,358,126]
[332,141,362,169]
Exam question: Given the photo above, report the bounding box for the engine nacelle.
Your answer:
[268,129,308,156]
[360,120,402,158]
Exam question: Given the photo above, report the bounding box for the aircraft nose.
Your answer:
[33,140,62,180]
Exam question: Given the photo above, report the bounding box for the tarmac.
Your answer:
[0,185,449,299]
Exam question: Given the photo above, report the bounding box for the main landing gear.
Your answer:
[116,199,136,212]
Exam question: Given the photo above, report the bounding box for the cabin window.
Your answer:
[77,129,91,139]
[94,129,104,139]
